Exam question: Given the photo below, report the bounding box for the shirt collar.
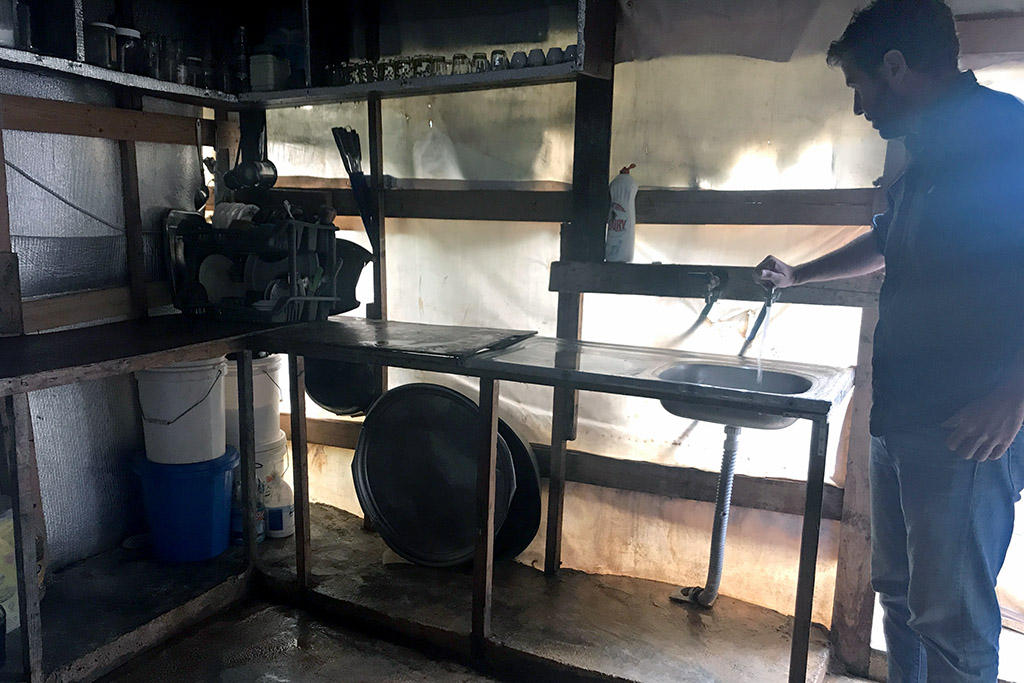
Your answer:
[905,70,980,158]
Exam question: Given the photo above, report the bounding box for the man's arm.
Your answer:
[754,232,884,289]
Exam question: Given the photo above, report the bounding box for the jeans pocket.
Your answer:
[1007,429,1024,494]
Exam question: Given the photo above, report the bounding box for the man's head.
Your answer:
[827,0,960,138]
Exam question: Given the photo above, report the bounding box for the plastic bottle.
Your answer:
[605,163,638,262]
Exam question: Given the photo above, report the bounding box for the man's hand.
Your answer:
[943,386,1024,461]
[753,255,801,289]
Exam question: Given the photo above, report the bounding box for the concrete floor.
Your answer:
[258,503,832,682]
[107,601,494,682]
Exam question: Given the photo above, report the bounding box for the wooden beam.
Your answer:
[578,0,616,78]
[21,282,173,333]
[277,414,845,522]
[956,14,1024,54]
[0,94,217,145]
[569,76,614,261]
[636,188,878,226]
[280,412,362,446]
[549,261,882,308]
[0,124,10,253]
[288,354,312,590]
[532,445,844,522]
[235,352,259,566]
[0,253,19,336]
[829,305,878,676]
[471,378,499,657]
[273,184,879,226]
[118,93,148,320]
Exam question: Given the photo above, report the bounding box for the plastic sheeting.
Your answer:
[0,66,203,569]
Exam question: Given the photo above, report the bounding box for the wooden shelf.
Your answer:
[41,544,247,681]
[0,47,238,108]
[239,62,585,109]
[549,260,883,307]
[0,315,275,397]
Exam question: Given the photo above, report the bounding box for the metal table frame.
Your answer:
[259,333,838,683]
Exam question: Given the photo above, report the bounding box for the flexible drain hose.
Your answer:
[696,424,740,607]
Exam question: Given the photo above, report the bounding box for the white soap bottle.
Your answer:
[605,163,638,262]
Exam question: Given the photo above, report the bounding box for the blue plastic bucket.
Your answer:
[133,447,239,562]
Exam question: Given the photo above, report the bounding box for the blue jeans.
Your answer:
[871,426,1024,682]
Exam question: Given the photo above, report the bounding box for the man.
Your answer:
[754,1,1024,680]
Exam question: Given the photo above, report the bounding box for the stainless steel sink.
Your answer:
[657,363,814,429]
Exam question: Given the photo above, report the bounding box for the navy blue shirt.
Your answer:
[870,71,1024,436]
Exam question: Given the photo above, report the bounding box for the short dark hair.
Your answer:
[827,0,959,74]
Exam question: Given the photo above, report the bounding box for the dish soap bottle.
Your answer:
[605,163,637,262]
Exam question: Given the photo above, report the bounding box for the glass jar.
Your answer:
[185,56,202,87]
[394,56,412,79]
[163,38,184,83]
[471,52,488,73]
[432,55,448,76]
[115,27,142,73]
[84,22,116,68]
[452,53,469,75]
[0,0,17,48]
[490,49,508,70]
[142,34,161,79]
[412,54,432,78]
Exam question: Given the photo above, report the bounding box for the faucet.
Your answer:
[677,270,728,342]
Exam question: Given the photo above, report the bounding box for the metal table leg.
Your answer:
[790,417,830,682]
[288,354,312,590]
[234,351,258,566]
[471,377,499,658]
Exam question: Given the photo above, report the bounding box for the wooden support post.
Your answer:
[830,305,879,676]
[1,394,42,682]
[117,92,149,319]
[0,116,44,681]
[790,417,830,683]
[544,385,575,576]
[472,377,499,658]
[288,354,312,589]
[568,76,615,263]
[235,351,258,566]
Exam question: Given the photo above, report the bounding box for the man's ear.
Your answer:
[881,49,908,86]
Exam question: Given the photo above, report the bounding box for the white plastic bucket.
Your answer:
[225,354,284,449]
[257,431,294,538]
[136,357,227,464]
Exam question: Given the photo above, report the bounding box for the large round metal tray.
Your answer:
[495,420,542,561]
[353,383,516,567]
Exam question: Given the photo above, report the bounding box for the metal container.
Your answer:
[471,52,488,73]
[85,22,116,68]
[490,49,507,70]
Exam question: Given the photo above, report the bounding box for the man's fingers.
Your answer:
[961,433,990,460]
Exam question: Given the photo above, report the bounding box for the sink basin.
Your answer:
[657,363,813,429]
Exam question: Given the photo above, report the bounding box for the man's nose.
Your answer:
[853,91,863,116]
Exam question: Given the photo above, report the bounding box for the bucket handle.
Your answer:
[259,368,283,396]
[141,368,225,426]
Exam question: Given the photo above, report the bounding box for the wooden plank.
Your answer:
[829,305,878,676]
[637,188,878,226]
[578,0,617,78]
[288,354,312,590]
[549,261,882,308]
[235,352,259,566]
[0,94,218,145]
[570,76,614,262]
[118,93,148,320]
[471,378,499,657]
[532,444,844,522]
[0,124,11,253]
[21,281,173,333]
[279,413,362,447]
[0,253,20,336]
[272,184,880,226]
[367,93,388,399]
[956,14,1024,54]
[1,395,42,682]
[272,415,845,521]
[0,317,263,397]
